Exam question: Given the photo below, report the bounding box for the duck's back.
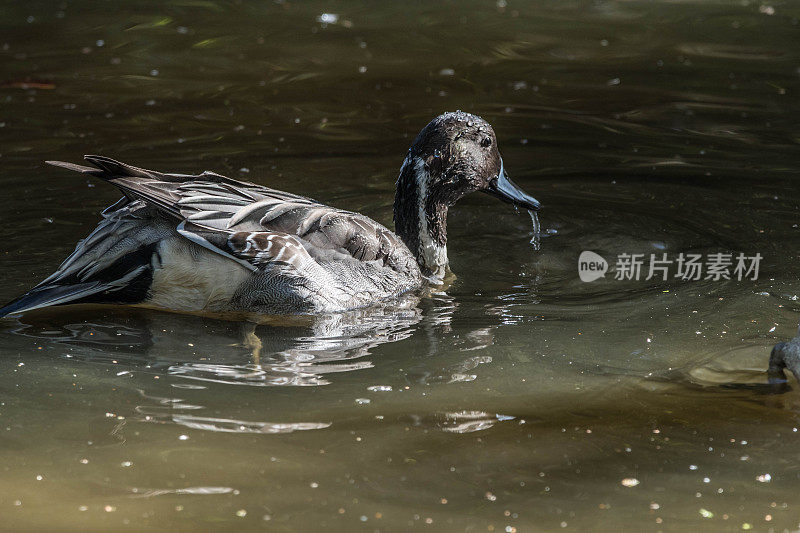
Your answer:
[0,156,422,317]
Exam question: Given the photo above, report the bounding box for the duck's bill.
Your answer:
[483,161,540,211]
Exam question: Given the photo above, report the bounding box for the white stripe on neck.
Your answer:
[410,157,448,280]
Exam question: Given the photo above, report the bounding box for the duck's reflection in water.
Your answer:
[9,294,439,387]
[5,297,438,436]
[166,304,427,388]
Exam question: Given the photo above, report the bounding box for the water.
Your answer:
[528,209,541,251]
[1,0,800,530]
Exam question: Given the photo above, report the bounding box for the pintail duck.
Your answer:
[0,111,540,317]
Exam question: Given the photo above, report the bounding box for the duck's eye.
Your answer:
[480,137,492,148]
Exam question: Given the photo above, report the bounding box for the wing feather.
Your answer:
[45,156,419,278]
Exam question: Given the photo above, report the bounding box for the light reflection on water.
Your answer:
[1,0,800,530]
[9,297,433,379]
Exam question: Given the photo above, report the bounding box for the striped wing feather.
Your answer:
[49,156,417,276]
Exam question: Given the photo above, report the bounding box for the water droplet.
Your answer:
[528,210,541,251]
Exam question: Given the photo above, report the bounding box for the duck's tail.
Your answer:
[0,156,179,318]
[0,267,150,317]
[0,230,163,318]
[2,155,269,318]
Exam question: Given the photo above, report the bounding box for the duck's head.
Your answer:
[394,111,540,280]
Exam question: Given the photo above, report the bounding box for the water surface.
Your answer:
[2,0,800,531]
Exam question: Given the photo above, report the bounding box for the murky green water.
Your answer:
[2,0,800,531]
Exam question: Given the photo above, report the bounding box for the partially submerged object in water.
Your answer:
[768,334,800,385]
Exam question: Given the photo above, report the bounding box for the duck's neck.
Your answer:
[393,156,449,281]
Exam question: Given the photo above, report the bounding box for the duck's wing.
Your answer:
[49,156,419,277]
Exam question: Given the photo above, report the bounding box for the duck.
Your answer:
[0,111,540,317]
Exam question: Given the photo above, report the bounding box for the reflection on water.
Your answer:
[131,486,236,498]
[1,0,799,530]
[4,295,493,440]
[10,298,428,388]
